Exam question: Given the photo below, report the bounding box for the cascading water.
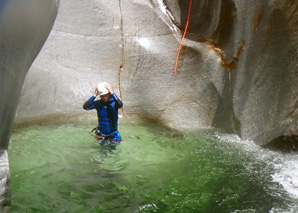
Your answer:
[8,117,298,212]
[1,0,297,211]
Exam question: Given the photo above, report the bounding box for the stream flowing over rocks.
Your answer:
[0,0,297,210]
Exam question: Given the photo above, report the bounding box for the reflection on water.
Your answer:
[8,118,298,212]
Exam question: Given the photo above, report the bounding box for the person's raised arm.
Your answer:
[83,86,97,110]
[93,86,98,97]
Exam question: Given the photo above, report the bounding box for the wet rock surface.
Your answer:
[0,0,59,208]
[16,0,297,146]
[1,0,297,209]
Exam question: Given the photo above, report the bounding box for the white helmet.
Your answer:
[97,82,109,96]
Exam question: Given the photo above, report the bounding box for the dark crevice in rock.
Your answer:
[263,135,298,153]
[118,0,124,115]
[175,0,236,48]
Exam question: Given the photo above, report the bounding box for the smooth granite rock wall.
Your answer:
[15,0,297,144]
[0,0,59,210]
[1,0,296,209]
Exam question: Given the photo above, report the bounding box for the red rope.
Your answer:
[173,0,193,74]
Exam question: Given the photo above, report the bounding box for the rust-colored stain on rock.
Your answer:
[252,6,265,34]
[201,39,246,70]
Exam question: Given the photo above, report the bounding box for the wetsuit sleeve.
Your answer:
[83,96,96,110]
[111,93,123,108]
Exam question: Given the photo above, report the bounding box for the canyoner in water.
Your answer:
[83,82,123,147]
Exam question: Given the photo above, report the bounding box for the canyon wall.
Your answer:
[0,0,59,210]
[16,0,297,145]
[1,0,297,209]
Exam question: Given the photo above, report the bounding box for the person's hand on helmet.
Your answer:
[105,83,114,94]
[94,86,98,97]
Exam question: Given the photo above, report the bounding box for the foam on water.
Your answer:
[215,132,298,211]
[271,157,298,199]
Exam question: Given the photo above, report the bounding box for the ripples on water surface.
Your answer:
[8,118,298,212]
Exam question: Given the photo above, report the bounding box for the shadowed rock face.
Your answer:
[15,0,297,146]
[0,0,296,209]
[0,0,59,210]
[165,0,298,144]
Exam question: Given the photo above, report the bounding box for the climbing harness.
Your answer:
[173,0,193,74]
[90,126,121,145]
[90,126,98,133]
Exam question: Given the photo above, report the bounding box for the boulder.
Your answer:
[0,0,59,209]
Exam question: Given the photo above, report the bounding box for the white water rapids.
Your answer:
[216,133,298,212]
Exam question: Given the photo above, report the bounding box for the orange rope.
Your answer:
[173,0,193,74]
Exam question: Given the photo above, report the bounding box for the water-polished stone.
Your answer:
[16,0,297,146]
[0,0,59,209]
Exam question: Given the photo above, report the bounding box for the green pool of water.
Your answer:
[8,119,296,212]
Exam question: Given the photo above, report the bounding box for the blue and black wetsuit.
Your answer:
[83,93,123,144]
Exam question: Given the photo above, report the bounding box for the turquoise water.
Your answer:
[8,119,298,212]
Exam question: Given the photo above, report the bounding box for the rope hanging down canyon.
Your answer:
[173,0,193,74]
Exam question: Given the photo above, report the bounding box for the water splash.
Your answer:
[215,132,298,209]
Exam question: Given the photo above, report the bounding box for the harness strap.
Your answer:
[107,104,117,130]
